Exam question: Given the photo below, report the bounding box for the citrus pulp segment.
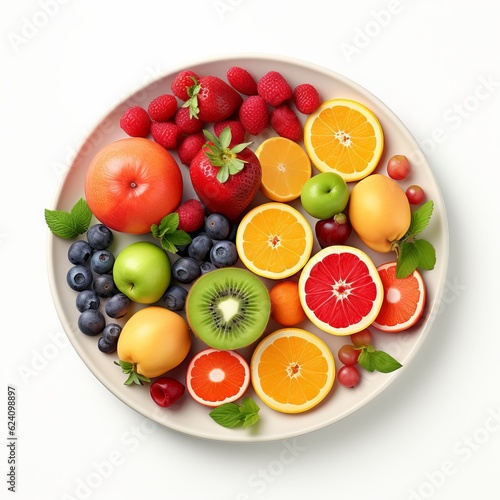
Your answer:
[235,202,314,280]
[250,328,335,414]
[298,246,383,335]
[186,348,250,407]
[255,137,312,202]
[303,98,384,182]
[372,261,427,332]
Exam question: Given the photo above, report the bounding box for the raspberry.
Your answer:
[293,84,321,114]
[270,105,302,142]
[175,199,206,233]
[119,106,151,137]
[177,132,206,166]
[147,94,178,122]
[171,69,199,101]
[238,95,269,136]
[226,66,258,95]
[214,120,246,146]
[175,106,205,134]
[257,71,293,107]
[150,121,181,150]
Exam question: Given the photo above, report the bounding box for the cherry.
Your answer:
[406,184,425,205]
[315,212,352,248]
[337,365,361,388]
[150,377,185,407]
[387,155,410,180]
[337,344,360,366]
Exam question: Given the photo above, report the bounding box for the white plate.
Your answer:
[47,53,449,442]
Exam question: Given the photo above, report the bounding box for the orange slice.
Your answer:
[303,98,384,182]
[255,137,312,202]
[251,328,335,413]
[235,202,313,280]
[186,348,250,407]
[298,245,383,335]
[372,261,427,332]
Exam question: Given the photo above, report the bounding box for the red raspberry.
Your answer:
[226,66,258,95]
[214,120,246,146]
[147,94,178,121]
[171,69,199,101]
[270,105,302,142]
[293,84,321,114]
[238,95,269,135]
[177,132,206,166]
[257,71,293,107]
[175,106,205,134]
[175,199,206,233]
[150,121,181,149]
[119,106,151,137]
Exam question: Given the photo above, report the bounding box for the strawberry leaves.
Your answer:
[151,213,192,254]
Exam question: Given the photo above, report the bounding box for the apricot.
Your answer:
[348,174,411,253]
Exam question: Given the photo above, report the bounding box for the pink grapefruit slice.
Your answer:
[186,348,250,407]
[298,246,383,335]
[372,261,427,332]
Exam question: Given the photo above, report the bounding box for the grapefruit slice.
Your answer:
[372,261,427,332]
[298,246,383,335]
[186,348,250,407]
[251,328,335,414]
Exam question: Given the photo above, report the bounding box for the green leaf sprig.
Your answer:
[151,212,192,254]
[393,200,436,278]
[209,398,260,429]
[44,197,92,239]
[357,345,402,373]
[114,360,151,385]
[203,127,252,183]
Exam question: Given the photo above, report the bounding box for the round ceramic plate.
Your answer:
[47,54,449,442]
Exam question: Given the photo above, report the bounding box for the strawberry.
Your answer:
[226,66,258,95]
[293,83,321,114]
[213,120,246,147]
[174,106,205,134]
[120,106,151,137]
[239,95,269,135]
[184,75,243,123]
[270,105,302,142]
[150,121,181,149]
[147,94,178,121]
[189,128,261,222]
[175,199,206,233]
[257,71,293,107]
[171,69,199,101]
[177,132,206,166]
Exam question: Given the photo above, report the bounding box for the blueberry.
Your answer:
[76,289,100,312]
[188,234,213,261]
[87,224,113,250]
[93,274,118,298]
[98,323,122,353]
[68,240,93,265]
[98,337,116,354]
[78,309,105,336]
[172,256,200,284]
[210,240,238,267]
[90,249,115,274]
[67,265,93,291]
[199,261,217,275]
[105,293,131,319]
[162,285,188,311]
[205,213,231,240]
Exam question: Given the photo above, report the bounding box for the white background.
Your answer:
[2,0,500,499]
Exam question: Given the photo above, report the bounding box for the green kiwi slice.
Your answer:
[186,267,270,350]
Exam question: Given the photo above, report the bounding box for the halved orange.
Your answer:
[303,98,384,182]
[298,245,383,335]
[186,348,250,407]
[372,261,427,332]
[235,202,313,280]
[255,137,312,202]
[251,328,335,414]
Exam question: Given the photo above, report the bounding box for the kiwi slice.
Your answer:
[186,267,270,350]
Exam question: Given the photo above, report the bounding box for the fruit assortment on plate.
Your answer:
[45,63,437,429]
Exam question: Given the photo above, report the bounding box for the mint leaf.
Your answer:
[358,347,376,372]
[396,241,420,278]
[209,398,260,429]
[357,346,402,373]
[44,198,92,239]
[405,201,434,238]
[414,238,436,271]
[151,213,192,254]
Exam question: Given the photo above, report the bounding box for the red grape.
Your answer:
[387,155,410,180]
[315,212,352,248]
[338,344,360,366]
[338,365,361,388]
[350,329,372,348]
[406,184,425,205]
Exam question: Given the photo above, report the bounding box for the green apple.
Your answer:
[300,172,350,219]
[113,242,171,304]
